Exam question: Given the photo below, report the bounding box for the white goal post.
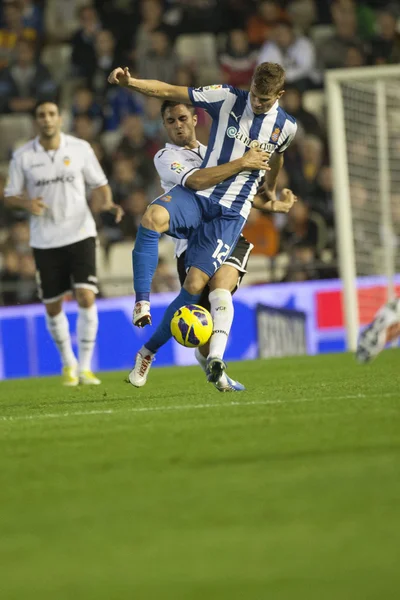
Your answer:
[326,65,400,351]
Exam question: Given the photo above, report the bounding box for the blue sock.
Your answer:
[133,225,161,302]
[145,288,201,354]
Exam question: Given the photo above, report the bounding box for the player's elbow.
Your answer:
[186,175,204,191]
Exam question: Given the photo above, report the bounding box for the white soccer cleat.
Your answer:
[214,373,246,392]
[132,301,152,328]
[128,350,154,387]
[79,370,101,385]
[62,365,79,387]
[356,298,400,363]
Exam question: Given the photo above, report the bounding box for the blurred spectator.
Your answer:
[116,114,159,171]
[119,188,149,239]
[72,114,97,143]
[317,1,365,70]
[3,220,31,255]
[72,86,103,129]
[70,5,101,79]
[258,21,320,91]
[344,43,367,67]
[172,0,220,34]
[0,38,57,114]
[142,97,164,142]
[15,252,37,304]
[370,4,400,65]
[309,165,334,227]
[0,0,37,69]
[246,1,287,47]
[90,29,120,100]
[290,135,325,198]
[91,140,112,178]
[152,256,179,292]
[283,244,320,282]
[280,199,319,254]
[0,249,20,305]
[109,158,144,206]
[174,64,197,87]
[242,209,279,256]
[103,83,143,131]
[137,28,179,83]
[21,0,43,35]
[45,0,91,43]
[280,86,323,139]
[286,0,317,34]
[219,29,258,88]
[135,0,166,60]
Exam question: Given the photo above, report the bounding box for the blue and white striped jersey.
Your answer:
[188,85,297,219]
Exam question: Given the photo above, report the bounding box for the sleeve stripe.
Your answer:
[181,167,199,187]
[188,88,195,104]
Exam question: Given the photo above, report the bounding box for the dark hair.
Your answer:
[34,99,60,116]
[252,62,286,95]
[160,100,195,119]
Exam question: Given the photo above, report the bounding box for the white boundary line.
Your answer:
[1,392,395,423]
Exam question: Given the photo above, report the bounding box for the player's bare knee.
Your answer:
[141,205,169,233]
[45,300,63,318]
[75,288,96,308]
[210,265,239,293]
[183,268,209,295]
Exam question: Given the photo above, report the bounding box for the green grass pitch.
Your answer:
[0,352,399,600]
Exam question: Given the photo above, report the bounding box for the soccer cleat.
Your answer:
[356,298,400,363]
[206,357,227,384]
[128,350,154,387]
[62,365,79,387]
[132,301,152,328]
[79,370,101,385]
[215,374,246,392]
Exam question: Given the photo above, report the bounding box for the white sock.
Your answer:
[208,288,234,360]
[45,311,77,368]
[195,348,207,372]
[77,304,98,372]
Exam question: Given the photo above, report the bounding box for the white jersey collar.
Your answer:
[34,133,67,152]
[165,141,203,151]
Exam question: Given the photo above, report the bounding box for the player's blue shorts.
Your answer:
[152,185,246,278]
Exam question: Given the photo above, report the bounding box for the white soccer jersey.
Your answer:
[5,133,108,249]
[188,85,297,220]
[154,141,207,257]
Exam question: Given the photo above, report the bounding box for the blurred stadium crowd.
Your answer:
[0,0,399,304]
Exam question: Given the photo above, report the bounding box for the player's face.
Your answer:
[35,103,62,138]
[250,84,284,114]
[163,105,197,147]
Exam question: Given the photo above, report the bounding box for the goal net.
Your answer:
[326,65,400,350]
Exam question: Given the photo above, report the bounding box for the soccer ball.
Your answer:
[170,304,213,348]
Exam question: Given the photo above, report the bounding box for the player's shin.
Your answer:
[208,288,234,360]
[45,311,77,368]
[133,225,161,303]
[146,288,201,353]
[77,304,98,372]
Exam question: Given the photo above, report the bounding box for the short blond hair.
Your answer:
[252,62,286,95]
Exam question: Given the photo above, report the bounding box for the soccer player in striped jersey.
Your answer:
[108,62,297,385]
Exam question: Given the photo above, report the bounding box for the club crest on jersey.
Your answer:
[271,128,280,142]
[159,194,172,203]
[170,161,185,174]
[63,156,71,166]
[226,126,275,153]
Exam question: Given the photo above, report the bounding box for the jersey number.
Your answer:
[212,239,231,271]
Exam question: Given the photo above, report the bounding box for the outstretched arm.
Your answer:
[108,67,190,103]
[186,147,271,191]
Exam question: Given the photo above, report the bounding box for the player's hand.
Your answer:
[109,204,124,223]
[279,188,297,212]
[108,66,131,87]
[269,188,297,213]
[30,197,48,216]
[241,147,271,171]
